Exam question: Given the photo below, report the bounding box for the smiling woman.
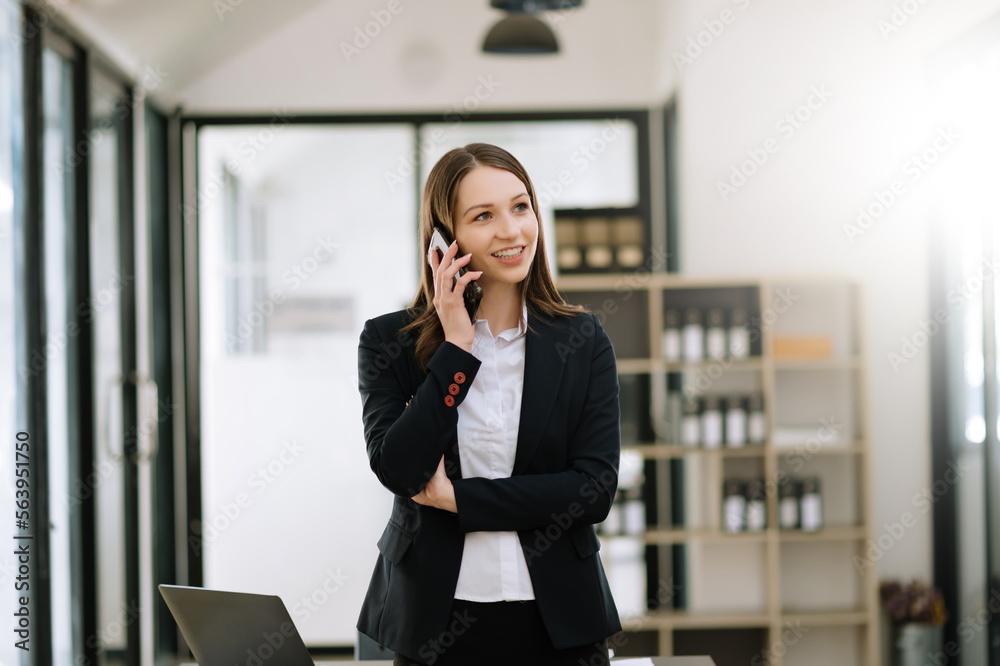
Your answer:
[358,143,622,665]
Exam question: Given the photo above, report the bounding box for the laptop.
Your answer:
[159,584,315,666]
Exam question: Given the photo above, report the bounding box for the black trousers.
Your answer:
[392,598,610,666]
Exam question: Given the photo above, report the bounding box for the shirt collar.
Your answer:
[474,302,529,342]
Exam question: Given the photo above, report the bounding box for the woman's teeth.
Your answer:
[492,247,523,258]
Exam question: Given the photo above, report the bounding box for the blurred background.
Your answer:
[1,0,999,664]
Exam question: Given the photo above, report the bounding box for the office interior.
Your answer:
[1,0,999,664]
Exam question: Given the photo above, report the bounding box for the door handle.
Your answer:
[103,373,126,463]
[134,373,159,463]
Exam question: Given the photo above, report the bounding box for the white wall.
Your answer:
[665,0,1000,585]
[171,0,1000,596]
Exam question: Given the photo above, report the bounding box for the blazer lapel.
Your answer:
[512,314,566,475]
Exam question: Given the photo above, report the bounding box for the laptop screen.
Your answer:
[159,585,314,666]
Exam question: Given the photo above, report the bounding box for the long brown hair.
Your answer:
[402,143,586,371]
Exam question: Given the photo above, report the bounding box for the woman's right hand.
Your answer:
[429,240,482,353]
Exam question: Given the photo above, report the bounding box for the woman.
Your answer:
[357,143,621,666]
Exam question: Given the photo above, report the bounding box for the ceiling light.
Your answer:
[489,0,581,10]
[482,0,581,55]
[483,13,559,54]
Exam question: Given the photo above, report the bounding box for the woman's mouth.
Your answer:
[491,246,525,264]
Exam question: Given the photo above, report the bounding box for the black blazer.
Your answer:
[356,307,622,660]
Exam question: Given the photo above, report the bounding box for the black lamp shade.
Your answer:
[483,13,559,54]
[490,0,581,10]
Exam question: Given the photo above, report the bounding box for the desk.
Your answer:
[182,658,714,665]
[308,659,714,665]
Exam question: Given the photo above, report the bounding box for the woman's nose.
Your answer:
[495,212,518,238]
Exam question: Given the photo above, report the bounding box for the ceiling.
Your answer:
[57,0,601,110]
[59,0,340,107]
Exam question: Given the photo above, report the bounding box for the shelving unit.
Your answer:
[556,273,879,666]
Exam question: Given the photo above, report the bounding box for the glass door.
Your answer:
[41,33,79,666]
[3,11,153,665]
[89,65,141,666]
[928,20,1000,666]
[195,123,417,647]
[0,1,23,662]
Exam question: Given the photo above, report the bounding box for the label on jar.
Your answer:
[706,328,726,360]
[729,327,750,359]
[682,415,701,447]
[726,410,747,446]
[662,329,681,362]
[723,496,746,533]
[800,494,822,532]
[746,500,766,531]
[683,324,704,361]
[779,497,799,529]
[702,411,723,448]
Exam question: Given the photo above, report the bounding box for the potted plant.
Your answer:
[880,579,948,666]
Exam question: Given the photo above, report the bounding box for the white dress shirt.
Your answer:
[453,303,535,602]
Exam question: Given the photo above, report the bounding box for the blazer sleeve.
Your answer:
[358,318,482,498]
[451,314,620,533]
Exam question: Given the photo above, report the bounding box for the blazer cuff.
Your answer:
[426,341,481,410]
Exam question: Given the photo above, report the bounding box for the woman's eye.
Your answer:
[474,211,492,221]
[514,202,529,212]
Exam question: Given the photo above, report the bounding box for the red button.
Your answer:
[448,383,460,395]
[454,372,466,384]
[444,395,455,407]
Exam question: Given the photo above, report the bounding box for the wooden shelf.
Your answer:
[619,608,873,631]
[556,273,876,665]
[623,443,767,459]
[660,358,765,372]
[556,273,651,291]
[778,525,867,542]
[622,609,772,631]
[614,357,861,372]
[780,608,871,626]
[600,525,866,544]
[604,529,769,544]
[623,441,866,458]
[616,359,656,374]
[608,358,766,374]
[771,441,866,456]
[773,357,861,370]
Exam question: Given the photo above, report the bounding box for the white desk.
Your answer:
[183,657,715,665]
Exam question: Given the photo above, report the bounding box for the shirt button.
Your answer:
[448,383,460,395]
[454,372,466,384]
[444,395,455,407]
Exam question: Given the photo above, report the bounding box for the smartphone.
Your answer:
[428,226,483,323]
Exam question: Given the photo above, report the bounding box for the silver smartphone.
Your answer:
[428,227,482,323]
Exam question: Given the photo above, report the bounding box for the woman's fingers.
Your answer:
[429,241,477,348]
[455,269,482,291]
[432,248,473,300]
[440,253,472,291]
[411,456,447,507]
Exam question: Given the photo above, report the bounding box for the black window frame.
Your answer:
[179,108,657,653]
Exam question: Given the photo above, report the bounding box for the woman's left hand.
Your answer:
[411,455,457,513]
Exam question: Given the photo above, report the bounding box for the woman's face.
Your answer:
[452,165,538,292]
